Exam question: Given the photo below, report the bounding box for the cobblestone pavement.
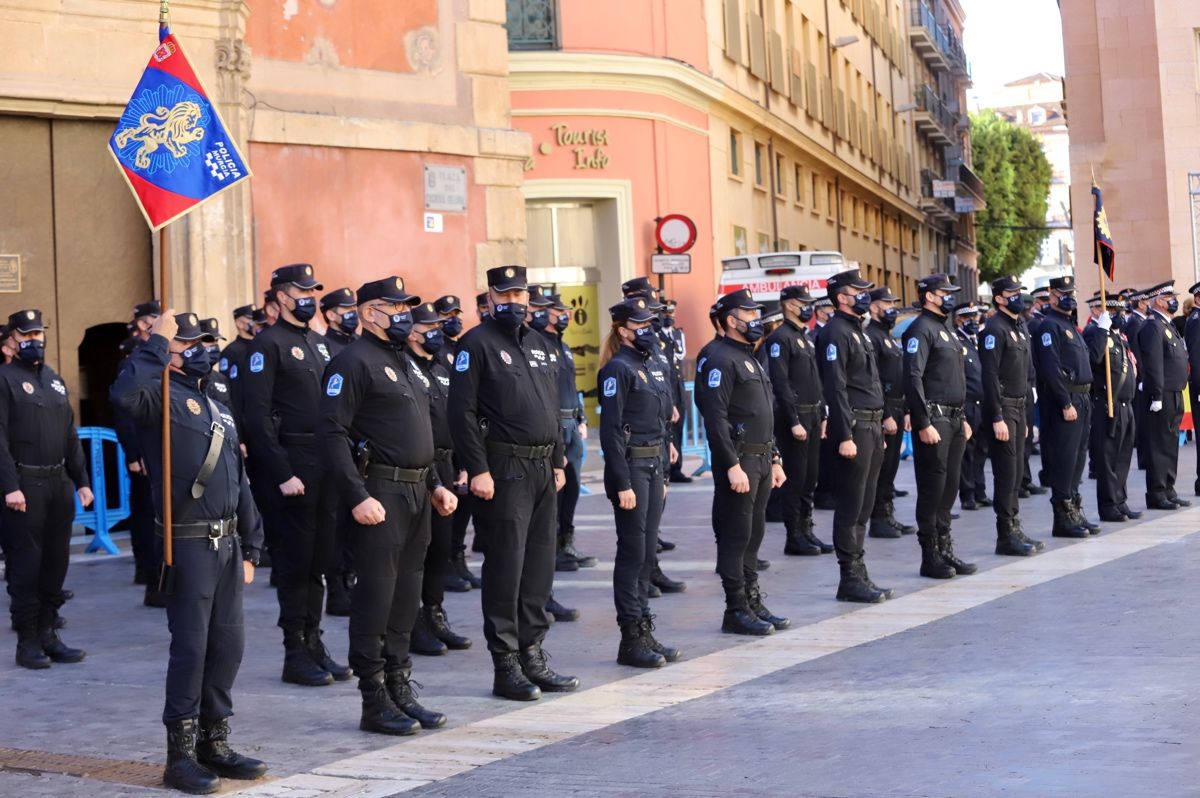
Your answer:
[1,447,1197,797]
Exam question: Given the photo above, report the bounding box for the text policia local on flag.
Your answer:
[109,29,251,231]
[1092,182,1116,283]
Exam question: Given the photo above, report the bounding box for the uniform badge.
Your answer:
[906,338,919,354]
[326,374,343,396]
[1041,332,1053,347]
[984,335,996,350]
[455,351,470,372]
[219,357,228,373]
[603,376,617,397]
[51,379,66,395]
[938,330,949,341]
[744,360,755,373]
[961,346,968,356]
[186,398,202,415]
[384,366,398,382]
[638,371,648,383]
[230,365,239,379]
[317,343,330,360]
[500,350,512,365]
[249,352,264,372]
[1010,331,1018,341]
[1166,329,1173,340]
[1065,330,1073,339]
[214,382,227,394]
[884,339,894,349]
[291,346,305,360]
[770,342,781,358]
[21,382,33,395]
[413,367,430,388]
[707,369,722,388]
[826,344,838,361]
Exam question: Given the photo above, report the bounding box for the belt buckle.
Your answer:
[210,420,226,436]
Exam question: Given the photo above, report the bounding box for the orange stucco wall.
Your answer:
[559,0,709,71]
[249,143,485,324]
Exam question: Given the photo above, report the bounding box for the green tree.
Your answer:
[969,110,1053,283]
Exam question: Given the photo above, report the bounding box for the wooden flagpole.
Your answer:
[1093,165,1114,419]
[159,0,173,568]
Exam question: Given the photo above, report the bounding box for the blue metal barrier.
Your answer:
[681,380,711,476]
[75,427,130,555]
[576,391,591,496]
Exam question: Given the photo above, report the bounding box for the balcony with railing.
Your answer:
[913,84,955,147]
[920,169,958,223]
[506,0,558,51]
[908,1,969,79]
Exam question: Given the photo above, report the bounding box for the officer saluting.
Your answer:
[1137,280,1190,510]
[1032,275,1096,537]
[1083,295,1140,521]
[0,309,93,669]
[815,269,892,603]
[695,289,788,635]
[320,278,458,735]
[111,311,266,794]
[448,266,578,701]
[979,276,1044,556]
[902,273,976,580]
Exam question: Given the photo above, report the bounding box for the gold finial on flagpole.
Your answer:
[159,0,170,30]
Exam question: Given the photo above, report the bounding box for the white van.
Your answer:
[718,251,848,301]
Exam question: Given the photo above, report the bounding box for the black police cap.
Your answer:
[133,300,162,319]
[356,276,419,306]
[251,307,269,325]
[528,284,555,307]
[548,293,569,311]
[621,276,653,296]
[628,289,666,311]
[475,292,488,308]
[1188,282,1200,296]
[320,288,357,312]
[954,304,981,317]
[174,312,205,342]
[7,309,43,334]
[868,286,898,302]
[610,297,657,323]
[826,269,874,293]
[1048,275,1076,293]
[1144,280,1176,298]
[916,273,962,293]
[1031,286,1051,299]
[270,263,323,290]
[198,318,225,341]
[233,303,258,319]
[991,275,1026,294]
[714,289,764,315]
[411,302,443,325]
[434,295,462,315]
[761,300,783,323]
[780,284,815,302]
[486,266,528,292]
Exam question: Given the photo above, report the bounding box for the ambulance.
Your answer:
[717,251,848,301]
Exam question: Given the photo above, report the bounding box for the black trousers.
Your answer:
[2,473,74,633]
[914,414,967,534]
[1021,389,1036,489]
[128,470,159,575]
[272,443,337,635]
[421,457,455,608]
[1145,390,1184,503]
[776,408,821,529]
[557,421,583,539]
[1192,382,1200,488]
[348,476,430,678]
[712,453,772,604]
[1092,397,1135,512]
[611,457,664,626]
[989,403,1027,524]
[669,404,686,476]
[831,421,884,563]
[1041,392,1091,504]
[476,454,556,653]
[452,494,474,554]
[245,454,279,558]
[163,534,244,724]
[959,400,988,502]
[872,423,903,518]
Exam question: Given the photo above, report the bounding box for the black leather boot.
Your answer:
[520,645,580,692]
[640,615,681,662]
[554,540,580,572]
[868,514,902,538]
[836,560,886,603]
[650,564,687,593]
[281,632,333,686]
[657,538,676,551]
[721,592,774,636]
[855,560,895,600]
[918,533,956,579]
[358,671,420,735]
[305,629,352,681]
[196,718,267,780]
[451,549,482,589]
[163,718,221,794]
[15,627,50,669]
[756,558,771,571]
[1072,496,1100,534]
[783,520,821,555]
[617,621,666,668]
[886,502,916,535]
[1012,517,1045,551]
[561,531,597,568]
[492,651,541,701]
[410,609,449,656]
[427,605,472,650]
[1119,503,1143,520]
[386,666,447,729]
[39,626,85,663]
[646,582,662,599]
[937,529,977,575]
[325,575,351,617]
[546,594,579,622]
[746,582,791,630]
[1052,500,1089,538]
[803,518,836,552]
[995,519,1035,556]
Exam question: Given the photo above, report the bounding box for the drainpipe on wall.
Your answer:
[759,0,781,250]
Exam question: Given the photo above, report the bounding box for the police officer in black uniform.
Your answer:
[663,298,692,483]
[695,290,788,635]
[955,305,990,510]
[979,276,1044,556]
[218,304,259,381]
[405,301,472,656]
[903,274,976,579]
[1032,275,1096,537]
[1083,294,1140,521]
[435,294,480,592]
[0,309,93,669]
[1137,281,1190,510]
[598,297,681,667]
[765,284,833,556]
[319,279,459,735]
[321,288,359,357]
[1124,288,1151,471]
[1184,282,1200,495]
[448,266,579,701]
[864,285,913,539]
[816,270,892,602]
[198,319,233,409]
[243,263,349,686]
[810,292,838,510]
[111,311,267,794]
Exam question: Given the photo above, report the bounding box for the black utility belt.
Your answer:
[365,464,429,483]
[156,516,237,543]
[794,402,823,413]
[1000,396,1026,408]
[737,442,773,456]
[1068,384,1091,394]
[852,409,884,423]
[1095,396,1132,407]
[627,442,663,460]
[927,403,964,419]
[279,432,316,446]
[558,409,578,420]
[486,441,554,460]
[16,462,65,477]
[434,448,454,462]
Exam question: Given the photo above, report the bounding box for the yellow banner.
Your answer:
[559,284,600,426]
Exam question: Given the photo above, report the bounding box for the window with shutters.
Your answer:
[724,0,743,63]
[729,129,743,178]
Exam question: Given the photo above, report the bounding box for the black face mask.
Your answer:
[650,315,664,333]
[880,308,899,329]
[289,295,317,323]
[663,316,675,329]
[442,316,463,338]
[554,314,570,333]
[530,309,550,331]
[631,325,657,354]
[179,343,211,379]
[382,311,413,345]
[16,339,44,364]
[738,318,765,343]
[798,305,814,323]
[421,328,445,354]
[338,311,359,336]
[204,343,221,359]
[492,302,527,330]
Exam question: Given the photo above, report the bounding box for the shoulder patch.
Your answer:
[984,335,996,350]
[325,374,343,397]
[707,369,722,388]
[826,343,838,361]
[455,350,470,372]
[218,357,228,373]
[1041,332,1052,348]
[229,365,238,379]
[906,338,919,354]
[603,376,617,397]
[770,342,781,359]
[249,352,264,372]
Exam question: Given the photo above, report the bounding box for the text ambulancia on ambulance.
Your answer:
[717,251,848,302]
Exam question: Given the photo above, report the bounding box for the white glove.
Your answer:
[1096,312,1112,330]
[1150,400,1163,413]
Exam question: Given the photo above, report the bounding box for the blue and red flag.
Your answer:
[109,28,251,230]
[1092,181,1116,282]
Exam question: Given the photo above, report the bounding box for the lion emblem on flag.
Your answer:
[115,100,206,170]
